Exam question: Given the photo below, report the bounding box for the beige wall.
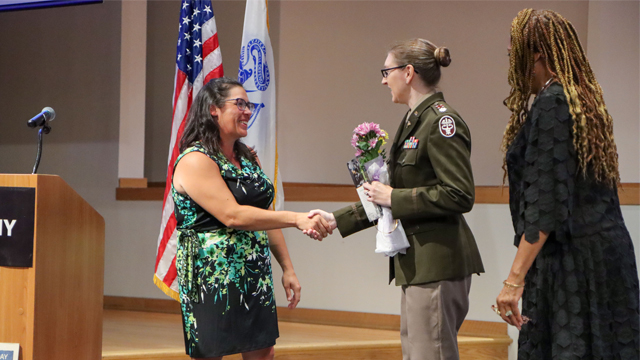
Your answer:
[587,1,640,182]
[145,1,638,184]
[275,1,589,185]
[146,1,601,186]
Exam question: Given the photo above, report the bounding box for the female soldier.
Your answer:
[310,39,484,360]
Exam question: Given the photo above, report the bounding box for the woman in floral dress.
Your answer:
[171,77,331,360]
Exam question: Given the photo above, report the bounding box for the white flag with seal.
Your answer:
[238,0,284,210]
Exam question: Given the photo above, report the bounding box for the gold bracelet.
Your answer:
[503,280,525,288]
[375,219,399,235]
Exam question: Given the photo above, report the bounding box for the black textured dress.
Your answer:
[506,83,639,359]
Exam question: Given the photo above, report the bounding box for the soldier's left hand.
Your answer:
[363,181,393,208]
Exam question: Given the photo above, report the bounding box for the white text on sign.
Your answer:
[0,220,17,236]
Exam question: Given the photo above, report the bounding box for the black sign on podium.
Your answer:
[0,187,36,267]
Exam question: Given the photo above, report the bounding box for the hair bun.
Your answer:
[434,47,451,67]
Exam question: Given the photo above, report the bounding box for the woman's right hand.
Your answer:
[302,210,337,240]
[295,213,332,240]
[496,282,525,330]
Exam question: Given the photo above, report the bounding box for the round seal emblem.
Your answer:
[439,116,456,137]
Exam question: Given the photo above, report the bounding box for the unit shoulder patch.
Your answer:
[438,115,456,137]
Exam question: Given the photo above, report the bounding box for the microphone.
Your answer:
[27,107,55,128]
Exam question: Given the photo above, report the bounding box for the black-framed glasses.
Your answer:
[224,98,256,112]
[381,64,410,78]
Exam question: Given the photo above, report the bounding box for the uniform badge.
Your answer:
[406,120,411,127]
[403,136,419,149]
[435,103,447,112]
[439,116,456,137]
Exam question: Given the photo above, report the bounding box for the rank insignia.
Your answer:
[403,136,419,149]
[435,103,447,112]
[439,116,456,137]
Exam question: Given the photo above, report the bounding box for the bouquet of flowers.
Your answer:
[347,122,409,257]
[347,123,388,221]
[351,122,388,166]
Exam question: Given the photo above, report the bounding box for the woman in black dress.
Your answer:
[495,9,639,359]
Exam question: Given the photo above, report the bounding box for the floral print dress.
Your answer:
[172,144,278,358]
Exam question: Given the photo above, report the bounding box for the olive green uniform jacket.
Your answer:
[333,93,485,286]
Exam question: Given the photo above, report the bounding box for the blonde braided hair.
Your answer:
[501,9,620,187]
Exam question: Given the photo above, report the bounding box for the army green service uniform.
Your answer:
[333,92,484,360]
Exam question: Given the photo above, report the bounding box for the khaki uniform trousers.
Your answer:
[400,275,472,360]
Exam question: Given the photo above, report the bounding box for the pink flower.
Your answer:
[353,123,368,136]
[350,134,359,148]
[354,122,380,136]
[351,122,388,158]
[354,122,388,139]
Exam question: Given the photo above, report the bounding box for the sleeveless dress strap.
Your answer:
[173,143,222,178]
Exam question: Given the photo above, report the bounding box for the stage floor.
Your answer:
[102,309,510,360]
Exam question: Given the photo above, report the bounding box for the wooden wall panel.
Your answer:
[116,181,640,205]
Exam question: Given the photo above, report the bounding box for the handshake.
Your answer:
[295,209,337,240]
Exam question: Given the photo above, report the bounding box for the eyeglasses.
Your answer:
[224,98,256,112]
[380,64,417,78]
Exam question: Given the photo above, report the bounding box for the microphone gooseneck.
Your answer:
[28,107,54,174]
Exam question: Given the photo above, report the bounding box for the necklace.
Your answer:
[539,77,555,93]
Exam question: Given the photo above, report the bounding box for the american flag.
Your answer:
[154,0,223,300]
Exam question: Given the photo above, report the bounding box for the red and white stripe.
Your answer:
[154,15,223,301]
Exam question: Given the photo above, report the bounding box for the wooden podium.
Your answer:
[0,175,105,360]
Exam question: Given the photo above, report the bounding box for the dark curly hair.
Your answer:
[179,77,257,165]
[502,9,620,187]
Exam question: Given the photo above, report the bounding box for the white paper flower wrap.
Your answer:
[364,157,410,257]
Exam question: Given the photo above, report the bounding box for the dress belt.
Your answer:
[177,229,201,303]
